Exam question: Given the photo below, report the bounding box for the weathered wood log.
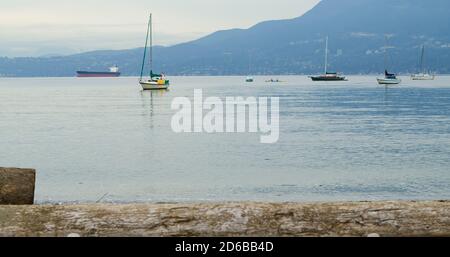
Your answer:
[0,201,449,237]
[0,167,36,205]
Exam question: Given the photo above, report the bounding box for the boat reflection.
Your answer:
[139,89,169,129]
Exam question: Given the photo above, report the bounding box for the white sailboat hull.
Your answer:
[411,74,435,80]
[140,80,169,90]
[377,78,402,85]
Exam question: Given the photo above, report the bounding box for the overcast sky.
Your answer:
[0,0,320,57]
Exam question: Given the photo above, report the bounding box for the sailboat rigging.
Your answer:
[411,45,435,80]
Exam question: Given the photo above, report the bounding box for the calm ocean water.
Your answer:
[1,76,450,203]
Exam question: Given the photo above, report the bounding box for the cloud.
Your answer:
[0,0,320,57]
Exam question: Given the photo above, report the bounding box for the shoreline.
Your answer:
[1,200,449,237]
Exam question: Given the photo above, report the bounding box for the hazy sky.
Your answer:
[0,0,320,57]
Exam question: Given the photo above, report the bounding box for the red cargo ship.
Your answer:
[76,66,121,77]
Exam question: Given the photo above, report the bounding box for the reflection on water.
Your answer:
[139,89,169,128]
[0,76,450,203]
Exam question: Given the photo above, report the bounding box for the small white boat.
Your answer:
[245,76,254,82]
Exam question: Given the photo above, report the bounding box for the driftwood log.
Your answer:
[0,168,35,205]
[0,201,449,237]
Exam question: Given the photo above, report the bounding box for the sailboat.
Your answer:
[310,36,347,81]
[245,51,254,82]
[377,70,401,85]
[139,14,170,90]
[377,37,401,85]
[411,45,435,80]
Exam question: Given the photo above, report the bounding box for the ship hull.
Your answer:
[310,76,347,81]
[140,80,170,90]
[377,78,402,85]
[411,74,435,80]
[76,71,121,78]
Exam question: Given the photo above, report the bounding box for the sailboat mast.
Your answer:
[140,14,152,81]
[248,51,252,75]
[149,13,153,75]
[324,36,329,74]
[420,45,425,73]
[384,36,388,72]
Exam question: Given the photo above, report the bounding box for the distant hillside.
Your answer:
[1,0,450,77]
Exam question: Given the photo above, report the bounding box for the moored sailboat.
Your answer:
[377,36,401,85]
[411,45,435,80]
[245,52,254,83]
[377,70,402,85]
[311,72,347,81]
[139,14,170,90]
[411,73,435,80]
[310,36,347,81]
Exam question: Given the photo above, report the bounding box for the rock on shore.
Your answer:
[0,201,449,237]
[0,168,35,205]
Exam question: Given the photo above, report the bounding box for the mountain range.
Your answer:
[1,0,450,77]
